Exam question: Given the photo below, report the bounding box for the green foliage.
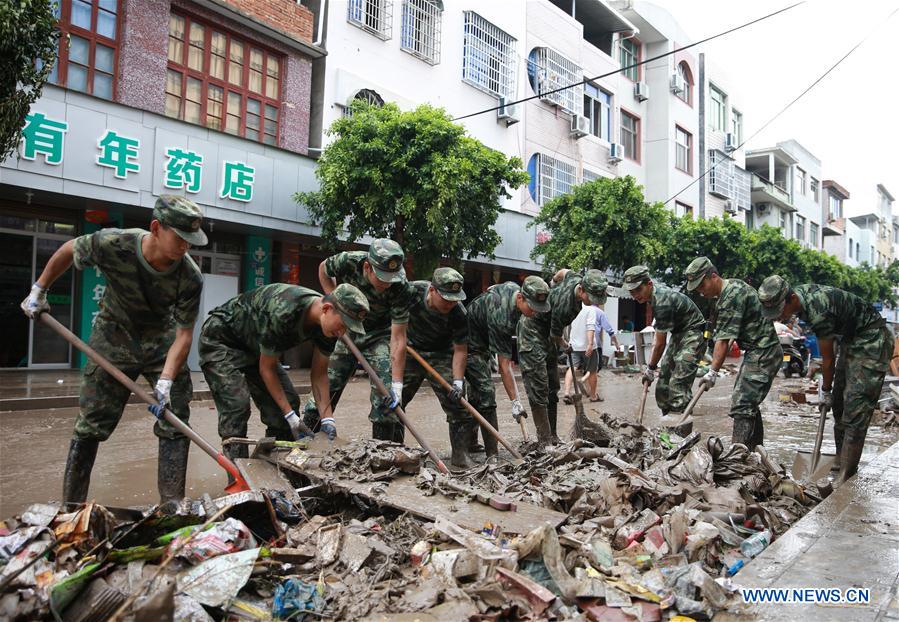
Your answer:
[0,1,59,161]
[296,102,529,278]
[652,215,752,282]
[529,176,673,274]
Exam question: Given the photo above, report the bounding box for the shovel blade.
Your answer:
[792,450,838,482]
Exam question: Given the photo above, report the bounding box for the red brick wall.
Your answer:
[221,0,314,43]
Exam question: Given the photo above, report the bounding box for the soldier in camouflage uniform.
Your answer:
[685,257,782,449]
[624,265,707,419]
[302,239,415,442]
[21,196,206,505]
[466,277,550,454]
[200,283,369,464]
[758,276,892,484]
[401,268,473,468]
[518,269,608,444]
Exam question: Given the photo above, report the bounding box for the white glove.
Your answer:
[511,399,527,422]
[21,282,49,319]
[700,368,718,389]
[642,365,656,385]
[819,386,833,409]
[284,410,313,440]
[320,417,337,441]
[148,377,173,418]
[448,379,464,403]
[381,381,403,412]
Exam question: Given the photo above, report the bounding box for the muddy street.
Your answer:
[2,365,897,517]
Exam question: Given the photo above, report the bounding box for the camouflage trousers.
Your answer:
[729,344,782,422]
[656,331,707,414]
[464,350,497,424]
[303,331,394,425]
[401,349,471,425]
[516,316,560,410]
[199,319,299,442]
[74,329,191,442]
[832,326,892,445]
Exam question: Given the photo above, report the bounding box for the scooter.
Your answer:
[781,334,809,378]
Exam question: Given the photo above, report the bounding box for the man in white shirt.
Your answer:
[563,304,621,402]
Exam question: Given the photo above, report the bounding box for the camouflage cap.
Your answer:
[582,269,609,305]
[153,195,208,246]
[757,275,792,320]
[368,238,406,283]
[327,283,369,335]
[432,267,466,301]
[684,256,716,292]
[520,275,551,313]
[622,265,651,291]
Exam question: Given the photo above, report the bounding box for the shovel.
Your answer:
[657,381,708,432]
[636,381,650,425]
[39,313,250,494]
[792,404,838,481]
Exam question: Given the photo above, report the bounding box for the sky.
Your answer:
[656,0,899,215]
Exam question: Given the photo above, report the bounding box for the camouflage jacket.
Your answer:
[651,285,705,336]
[467,282,521,358]
[207,284,335,356]
[535,270,582,340]
[73,228,202,334]
[324,251,413,333]
[713,279,778,350]
[795,284,885,341]
[406,281,468,353]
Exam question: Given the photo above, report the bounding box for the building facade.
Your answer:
[1,0,325,369]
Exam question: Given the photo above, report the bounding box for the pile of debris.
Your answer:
[1,414,821,621]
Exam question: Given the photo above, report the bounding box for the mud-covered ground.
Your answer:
[2,365,897,516]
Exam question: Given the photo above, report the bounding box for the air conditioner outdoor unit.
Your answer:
[725,132,737,152]
[608,143,624,163]
[497,97,520,126]
[570,114,590,138]
[670,73,686,95]
[724,200,737,215]
[633,81,649,102]
[757,203,771,214]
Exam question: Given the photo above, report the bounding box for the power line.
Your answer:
[452,2,805,122]
[663,4,899,206]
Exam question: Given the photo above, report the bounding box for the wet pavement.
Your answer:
[2,362,898,519]
[716,440,899,621]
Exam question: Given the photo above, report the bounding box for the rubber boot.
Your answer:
[832,426,844,471]
[158,437,190,505]
[547,400,559,440]
[62,439,99,505]
[531,404,553,447]
[448,422,475,470]
[731,416,755,449]
[468,425,485,453]
[751,411,765,449]
[372,421,405,444]
[223,442,249,486]
[482,411,499,458]
[835,440,864,487]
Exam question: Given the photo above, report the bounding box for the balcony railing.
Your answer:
[751,174,794,211]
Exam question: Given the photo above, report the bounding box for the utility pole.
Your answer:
[698,52,706,219]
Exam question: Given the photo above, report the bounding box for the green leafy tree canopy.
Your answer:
[0,0,59,160]
[529,175,673,274]
[296,102,529,277]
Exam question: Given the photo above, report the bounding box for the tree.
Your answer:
[296,102,529,277]
[529,175,673,274]
[652,216,752,285]
[0,1,59,161]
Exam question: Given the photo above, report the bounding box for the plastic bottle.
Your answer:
[740,529,771,558]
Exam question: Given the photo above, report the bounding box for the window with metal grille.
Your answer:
[708,149,734,199]
[45,0,121,100]
[166,13,282,145]
[527,154,576,206]
[348,0,393,39]
[400,0,441,64]
[462,12,517,100]
[582,168,601,183]
[734,166,751,211]
[342,88,385,117]
[527,47,581,114]
[583,82,612,140]
[619,37,640,81]
[620,110,639,161]
[675,125,692,175]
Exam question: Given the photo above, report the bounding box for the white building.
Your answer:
[821,179,855,264]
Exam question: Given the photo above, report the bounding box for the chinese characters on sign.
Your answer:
[243,235,271,292]
[20,112,257,200]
